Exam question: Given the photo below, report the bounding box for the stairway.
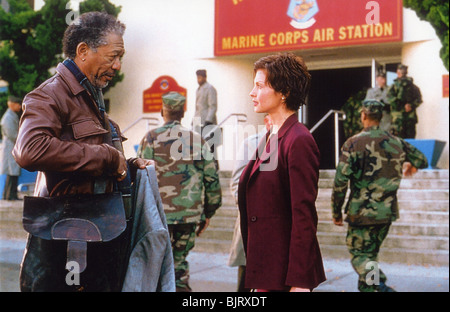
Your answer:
[1,169,448,266]
[195,169,449,266]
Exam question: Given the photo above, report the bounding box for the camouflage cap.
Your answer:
[376,71,386,78]
[397,64,408,73]
[162,91,186,111]
[361,99,385,114]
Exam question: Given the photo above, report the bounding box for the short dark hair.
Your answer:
[196,69,207,77]
[63,12,126,59]
[361,100,384,122]
[162,107,185,121]
[253,53,311,111]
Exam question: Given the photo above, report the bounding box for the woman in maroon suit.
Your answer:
[238,53,326,292]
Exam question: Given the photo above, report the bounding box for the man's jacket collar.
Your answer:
[56,62,86,96]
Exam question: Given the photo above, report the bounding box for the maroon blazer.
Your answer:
[238,114,326,290]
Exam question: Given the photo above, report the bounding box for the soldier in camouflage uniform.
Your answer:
[341,89,367,140]
[331,100,428,292]
[137,92,222,292]
[387,64,423,138]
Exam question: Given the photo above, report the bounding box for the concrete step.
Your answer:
[316,208,449,224]
[318,244,449,266]
[195,236,449,266]
[318,221,449,237]
[209,210,450,231]
[194,238,232,254]
[318,169,449,180]
[315,199,449,212]
[201,219,450,244]
[319,178,449,189]
[213,205,238,218]
[317,231,449,251]
[318,188,449,201]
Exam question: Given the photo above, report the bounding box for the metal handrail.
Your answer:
[201,113,247,139]
[122,116,160,134]
[310,110,346,167]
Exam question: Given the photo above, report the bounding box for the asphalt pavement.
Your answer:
[0,238,448,292]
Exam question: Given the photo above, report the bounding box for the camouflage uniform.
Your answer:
[341,89,367,140]
[332,102,428,291]
[137,92,222,291]
[387,75,422,139]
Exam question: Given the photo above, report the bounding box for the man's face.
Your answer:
[396,69,406,78]
[376,76,386,88]
[197,75,206,86]
[83,32,125,89]
[8,101,22,113]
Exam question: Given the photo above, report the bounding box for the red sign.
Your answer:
[443,75,449,98]
[215,0,403,56]
[143,76,187,113]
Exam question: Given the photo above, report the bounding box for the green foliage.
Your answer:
[341,89,368,140]
[404,0,449,71]
[80,0,122,16]
[0,0,124,115]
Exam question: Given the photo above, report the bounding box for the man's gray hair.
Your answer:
[62,11,125,59]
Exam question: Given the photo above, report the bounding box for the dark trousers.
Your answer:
[20,231,130,292]
[2,175,18,200]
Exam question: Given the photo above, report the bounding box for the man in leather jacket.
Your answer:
[13,12,151,292]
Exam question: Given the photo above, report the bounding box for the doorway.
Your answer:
[306,67,371,169]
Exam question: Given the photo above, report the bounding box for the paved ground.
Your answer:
[0,239,448,292]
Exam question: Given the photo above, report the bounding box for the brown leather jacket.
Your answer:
[13,63,126,197]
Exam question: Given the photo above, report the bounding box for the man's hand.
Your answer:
[116,153,128,182]
[403,162,418,177]
[404,103,412,113]
[132,158,154,169]
[333,217,344,226]
[196,218,210,236]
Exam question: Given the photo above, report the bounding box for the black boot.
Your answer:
[377,281,396,292]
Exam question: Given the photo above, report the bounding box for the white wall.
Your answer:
[402,8,449,168]
[107,0,261,171]
[34,1,450,169]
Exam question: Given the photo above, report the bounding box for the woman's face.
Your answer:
[250,69,283,114]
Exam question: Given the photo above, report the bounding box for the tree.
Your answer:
[404,0,449,71]
[0,0,123,122]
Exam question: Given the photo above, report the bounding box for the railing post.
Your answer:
[309,109,345,169]
[334,111,339,168]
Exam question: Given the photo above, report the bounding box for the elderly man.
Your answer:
[332,100,428,292]
[13,12,151,292]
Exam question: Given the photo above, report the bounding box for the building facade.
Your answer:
[36,0,449,171]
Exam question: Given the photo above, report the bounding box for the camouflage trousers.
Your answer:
[390,111,417,139]
[168,223,196,291]
[346,223,391,292]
